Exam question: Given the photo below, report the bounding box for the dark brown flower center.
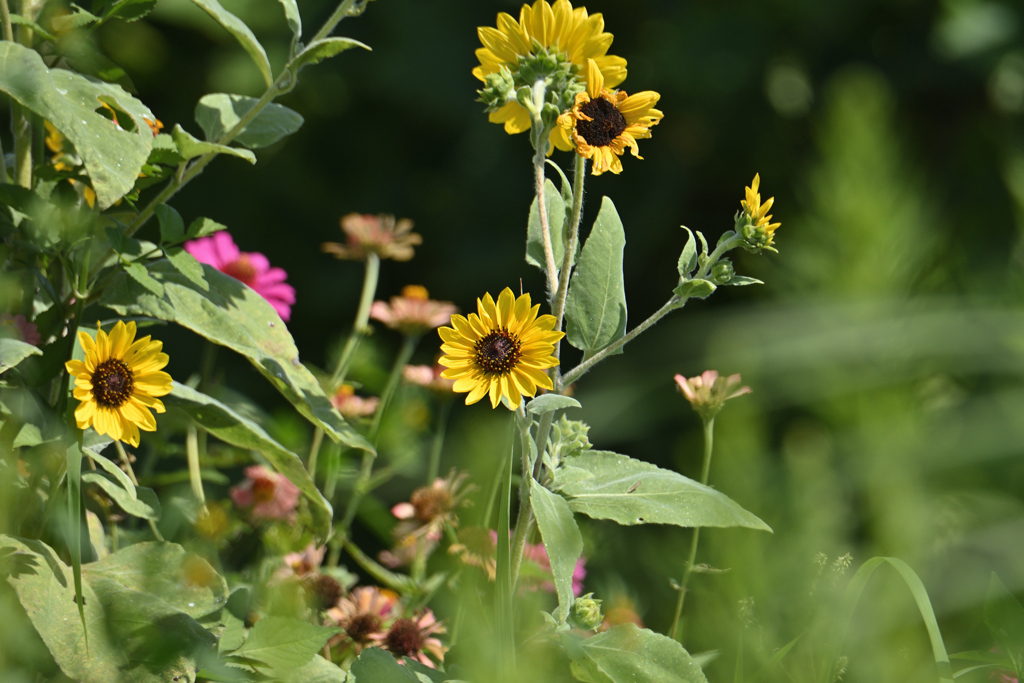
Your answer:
[384,618,424,657]
[345,612,383,642]
[221,257,257,286]
[306,574,343,610]
[576,96,627,147]
[475,329,522,375]
[410,486,452,524]
[91,359,134,408]
[251,477,277,503]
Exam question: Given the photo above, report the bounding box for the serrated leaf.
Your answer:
[98,261,375,464]
[82,449,136,501]
[83,471,162,520]
[172,124,256,164]
[164,382,334,542]
[9,14,57,42]
[552,451,771,531]
[564,624,709,683]
[188,0,272,87]
[84,542,227,620]
[103,0,156,22]
[155,203,184,243]
[677,227,697,278]
[565,197,627,356]
[723,276,763,286]
[125,261,165,296]
[526,178,567,273]
[291,37,371,72]
[0,338,41,373]
[227,616,340,671]
[0,42,154,209]
[531,483,583,623]
[50,4,98,32]
[527,394,581,415]
[195,94,304,149]
[186,216,228,239]
[165,248,210,292]
[673,279,716,300]
[148,133,185,166]
[349,647,421,682]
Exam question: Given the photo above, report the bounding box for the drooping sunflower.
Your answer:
[65,320,172,447]
[474,0,628,150]
[438,288,563,409]
[558,59,664,175]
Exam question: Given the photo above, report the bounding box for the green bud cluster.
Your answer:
[734,211,779,254]
[545,416,591,471]
[477,67,517,112]
[477,43,584,118]
[569,593,604,631]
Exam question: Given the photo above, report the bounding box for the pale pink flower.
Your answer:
[276,542,326,580]
[371,286,456,336]
[403,364,456,393]
[322,213,422,262]
[0,313,40,345]
[371,609,447,668]
[230,465,300,521]
[330,385,379,419]
[185,232,295,321]
[674,370,751,420]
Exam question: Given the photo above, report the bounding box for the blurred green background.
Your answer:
[10,0,1024,680]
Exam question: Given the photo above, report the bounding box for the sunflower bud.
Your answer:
[477,66,516,113]
[569,593,603,631]
[711,259,735,285]
[545,416,592,470]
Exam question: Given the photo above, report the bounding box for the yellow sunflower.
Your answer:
[65,320,173,447]
[474,0,628,150]
[740,173,781,245]
[558,58,663,175]
[438,288,563,409]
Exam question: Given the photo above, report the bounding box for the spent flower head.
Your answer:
[372,610,447,668]
[230,465,300,522]
[322,213,421,262]
[403,364,456,394]
[391,470,474,543]
[327,586,398,654]
[371,286,457,336]
[736,173,781,252]
[674,370,751,421]
[449,526,498,580]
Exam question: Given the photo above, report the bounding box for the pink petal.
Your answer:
[212,231,240,264]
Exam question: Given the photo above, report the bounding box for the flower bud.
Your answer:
[569,593,604,631]
[711,260,735,285]
[476,67,516,113]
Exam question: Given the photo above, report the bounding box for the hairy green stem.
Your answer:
[552,153,586,389]
[670,415,715,640]
[425,398,452,483]
[531,81,558,296]
[508,405,540,592]
[114,440,164,541]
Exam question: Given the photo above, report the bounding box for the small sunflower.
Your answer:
[739,173,781,248]
[558,59,664,175]
[474,0,627,150]
[438,288,563,410]
[65,321,172,447]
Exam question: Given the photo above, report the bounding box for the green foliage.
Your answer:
[984,574,1024,678]
[82,471,162,520]
[530,482,583,623]
[172,124,257,164]
[225,615,341,671]
[564,624,709,683]
[527,394,581,415]
[291,38,372,73]
[196,94,304,149]
[526,178,568,273]
[350,647,421,682]
[188,0,273,88]
[552,451,771,531]
[0,339,41,373]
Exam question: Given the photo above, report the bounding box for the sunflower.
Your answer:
[474,0,627,150]
[438,288,563,410]
[740,173,781,246]
[558,58,663,175]
[65,320,173,447]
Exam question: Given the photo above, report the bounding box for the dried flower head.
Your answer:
[674,370,751,421]
[279,543,327,580]
[391,470,474,542]
[449,526,498,580]
[403,364,456,393]
[229,465,300,522]
[322,213,422,262]
[330,385,379,419]
[306,574,344,611]
[327,586,398,654]
[371,610,447,668]
[371,286,457,336]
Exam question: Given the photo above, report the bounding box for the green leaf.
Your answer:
[0,338,41,373]
[9,14,57,42]
[186,216,228,240]
[50,5,99,32]
[564,624,709,683]
[82,448,136,501]
[985,573,1024,676]
[82,471,162,520]
[165,382,334,542]
[195,94,304,149]
[188,0,273,87]
[282,655,349,683]
[526,178,567,273]
[125,260,165,296]
[98,261,374,461]
[102,0,157,22]
[527,394,581,415]
[84,542,228,620]
[0,42,155,209]
[565,197,627,356]
[552,451,771,531]
[226,616,341,671]
[156,203,185,243]
[166,247,210,292]
[172,124,256,164]
[274,0,302,55]
[66,442,87,646]
[290,38,371,72]
[531,483,583,622]
[723,276,763,287]
[677,227,697,278]
[149,133,185,166]
[349,647,421,682]
[673,279,716,300]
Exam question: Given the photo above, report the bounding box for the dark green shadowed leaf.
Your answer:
[155,203,184,243]
[66,441,87,646]
[172,124,256,164]
[531,483,583,622]
[187,216,228,239]
[526,178,567,273]
[350,647,421,682]
[282,655,349,683]
[125,261,165,296]
[196,94,304,149]
[188,0,273,87]
[0,338,41,373]
[225,616,341,671]
[82,471,161,520]
[82,448,136,500]
[290,38,371,72]
[103,0,157,23]
[985,573,1024,676]
[552,451,771,531]
[565,197,627,356]
[564,624,709,683]
[0,42,155,209]
[165,248,210,292]
[164,382,334,542]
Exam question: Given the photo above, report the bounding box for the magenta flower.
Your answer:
[184,232,295,321]
[230,465,300,522]
[490,530,586,596]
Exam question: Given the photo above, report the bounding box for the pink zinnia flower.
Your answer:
[184,232,295,321]
[230,465,300,521]
[0,313,40,345]
[371,286,456,336]
[674,370,751,420]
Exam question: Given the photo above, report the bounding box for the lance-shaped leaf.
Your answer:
[275,0,301,56]
[164,382,333,542]
[0,42,154,209]
[290,37,371,72]
[0,338,41,373]
[565,197,627,356]
[677,227,697,279]
[196,94,304,149]
[531,483,583,623]
[98,261,374,456]
[189,0,272,87]
[526,178,567,273]
[552,451,771,531]
[564,624,709,683]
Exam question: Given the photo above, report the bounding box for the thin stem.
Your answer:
[185,425,206,511]
[496,413,517,681]
[11,0,35,189]
[509,405,540,592]
[669,416,715,640]
[0,0,12,42]
[531,81,558,296]
[425,398,452,483]
[369,335,418,442]
[114,441,164,541]
[552,153,587,388]
[309,0,360,43]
